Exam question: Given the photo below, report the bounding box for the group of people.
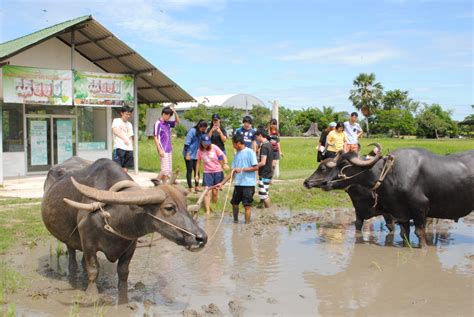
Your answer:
[317,112,364,161]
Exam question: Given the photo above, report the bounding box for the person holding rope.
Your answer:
[227,134,258,224]
[196,134,229,214]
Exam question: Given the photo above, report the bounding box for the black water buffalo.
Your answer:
[304,145,474,247]
[42,157,207,298]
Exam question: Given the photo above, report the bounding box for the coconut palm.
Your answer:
[348,73,384,137]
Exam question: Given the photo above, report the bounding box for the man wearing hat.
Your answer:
[317,122,336,162]
[344,112,364,153]
[207,113,228,153]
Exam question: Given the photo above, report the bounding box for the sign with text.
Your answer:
[56,119,73,164]
[30,120,48,166]
[74,71,134,107]
[2,65,73,105]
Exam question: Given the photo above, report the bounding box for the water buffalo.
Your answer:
[42,157,207,298]
[304,145,474,247]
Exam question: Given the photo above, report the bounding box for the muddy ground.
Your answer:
[1,208,473,316]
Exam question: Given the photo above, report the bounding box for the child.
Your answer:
[153,106,180,183]
[255,129,274,208]
[234,115,256,152]
[196,134,229,214]
[229,134,258,224]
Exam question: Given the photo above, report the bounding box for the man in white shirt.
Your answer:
[112,106,134,172]
[343,112,364,153]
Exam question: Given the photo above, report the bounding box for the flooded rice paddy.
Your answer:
[3,208,473,316]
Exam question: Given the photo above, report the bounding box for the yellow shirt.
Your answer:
[326,130,347,152]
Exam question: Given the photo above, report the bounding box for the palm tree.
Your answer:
[348,73,384,137]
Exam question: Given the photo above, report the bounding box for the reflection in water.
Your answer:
[9,212,474,316]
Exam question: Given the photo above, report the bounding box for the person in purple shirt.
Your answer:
[153,106,180,183]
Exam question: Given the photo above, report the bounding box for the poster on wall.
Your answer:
[3,65,73,105]
[30,120,48,166]
[74,71,134,107]
[56,120,73,164]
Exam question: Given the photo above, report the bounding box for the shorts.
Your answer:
[257,177,271,200]
[113,149,134,168]
[203,171,224,187]
[231,186,255,207]
[160,152,172,177]
[325,151,337,159]
[273,151,280,160]
[345,143,359,153]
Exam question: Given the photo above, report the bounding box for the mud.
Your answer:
[1,208,473,316]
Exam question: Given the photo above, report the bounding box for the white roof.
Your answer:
[172,93,267,111]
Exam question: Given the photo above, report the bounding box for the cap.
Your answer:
[329,122,337,128]
[212,113,220,120]
[201,134,212,145]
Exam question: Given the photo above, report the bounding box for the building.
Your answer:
[173,93,267,129]
[0,15,194,184]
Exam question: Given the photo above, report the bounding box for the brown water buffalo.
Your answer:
[42,157,207,298]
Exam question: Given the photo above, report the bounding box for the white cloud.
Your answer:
[275,44,402,66]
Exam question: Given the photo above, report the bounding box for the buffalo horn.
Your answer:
[348,143,382,167]
[63,179,139,211]
[325,151,342,168]
[71,177,166,205]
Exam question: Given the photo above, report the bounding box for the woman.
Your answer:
[207,113,227,153]
[196,134,229,214]
[183,120,208,192]
[268,118,282,168]
[325,122,347,159]
[317,122,336,162]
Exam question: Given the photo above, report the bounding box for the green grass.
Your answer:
[0,262,24,305]
[0,198,41,206]
[0,205,49,253]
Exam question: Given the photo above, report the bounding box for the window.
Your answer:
[2,103,24,152]
[77,107,107,150]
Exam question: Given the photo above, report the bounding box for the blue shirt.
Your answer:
[235,127,256,149]
[183,128,201,160]
[232,147,258,186]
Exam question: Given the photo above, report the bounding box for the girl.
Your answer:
[183,120,208,192]
[196,134,229,214]
[325,122,347,158]
[317,122,336,162]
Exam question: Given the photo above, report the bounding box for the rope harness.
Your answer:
[370,154,395,208]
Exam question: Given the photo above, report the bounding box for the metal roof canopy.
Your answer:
[0,15,194,104]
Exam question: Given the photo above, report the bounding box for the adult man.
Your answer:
[229,134,258,224]
[234,115,256,152]
[112,106,134,172]
[153,106,180,183]
[344,112,363,152]
[255,129,274,208]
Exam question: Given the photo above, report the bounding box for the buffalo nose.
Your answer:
[195,233,208,245]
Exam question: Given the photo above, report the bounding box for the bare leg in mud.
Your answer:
[233,205,239,223]
[244,206,251,224]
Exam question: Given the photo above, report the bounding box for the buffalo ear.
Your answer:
[174,184,189,196]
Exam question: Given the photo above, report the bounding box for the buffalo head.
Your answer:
[64,178,207,251]
[304,144,383,191]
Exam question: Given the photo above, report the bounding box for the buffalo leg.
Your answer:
[383,213,395,232]
[117,241,137,304]
[82,250,100,294]
[399,222,411,247]
[355,214,364,231]
[413,214,428,248]
[67,246,78,289]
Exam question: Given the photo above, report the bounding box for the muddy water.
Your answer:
[3,209,473,316]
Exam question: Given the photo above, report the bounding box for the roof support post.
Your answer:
[71,28,75,70]
[133,76,139,175]
[0,101,3,185]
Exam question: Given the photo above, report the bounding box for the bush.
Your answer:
[175,124,187,138]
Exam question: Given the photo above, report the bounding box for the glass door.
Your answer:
[53,117,76,165]
[26,117,52,172]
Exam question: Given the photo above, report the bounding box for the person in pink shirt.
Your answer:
[196,134,229,214]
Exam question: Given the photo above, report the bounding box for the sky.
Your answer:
[0,0,472,120]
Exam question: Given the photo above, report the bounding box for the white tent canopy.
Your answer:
[172,93,267,111]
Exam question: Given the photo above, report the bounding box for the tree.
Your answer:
[249,104,271,129]
[375,108,416,137]
[416,104,456,138]
[212,106,245,130]
[278,106,300,136]
[137,103,163,134]
[348,73,384,137]
[183,104,211,123]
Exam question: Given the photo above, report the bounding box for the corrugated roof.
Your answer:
[0,15,194,104]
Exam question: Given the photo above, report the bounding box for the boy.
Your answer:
[234,115,256,152]
[255,129,274,208]
[112,106,134,172]
[153,106,180,183]
[229,134,258,224]
[344,112,363,152]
